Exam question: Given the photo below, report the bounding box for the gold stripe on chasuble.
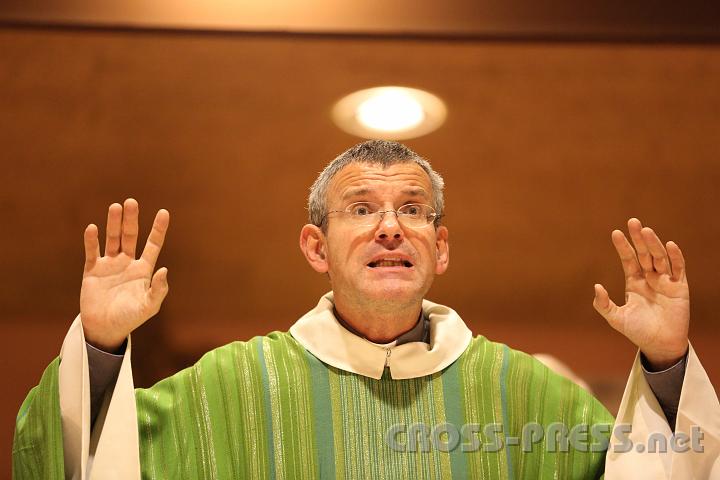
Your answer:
[190,363,219,478]
[328,366,346,478]
[262,334,317,478]
[460,339,509,480]
[234,340,271,477]
[508,352,537,479]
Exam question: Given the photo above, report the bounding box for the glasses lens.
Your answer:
[398,204,435,228]
[337,202,436,228]
[347,202,381,226]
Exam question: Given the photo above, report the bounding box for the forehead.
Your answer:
[327,161,433,205]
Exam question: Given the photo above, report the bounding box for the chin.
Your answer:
[359,282,422,305]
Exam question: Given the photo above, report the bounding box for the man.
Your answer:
[13,141,719,478]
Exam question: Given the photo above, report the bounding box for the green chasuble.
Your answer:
[14,332,613,479]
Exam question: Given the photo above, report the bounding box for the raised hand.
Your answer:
[80,198,170,352]
[593,218,690,370]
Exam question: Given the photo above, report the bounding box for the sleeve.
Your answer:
[604,343,720,479]
[14,315,142,479]
[86,341,124,426]
[641,354,686,430]
[67,315,141,479]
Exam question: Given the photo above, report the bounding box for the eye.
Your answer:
[348,202,375,216]
[405,205,420,215]
[400,204,423,217]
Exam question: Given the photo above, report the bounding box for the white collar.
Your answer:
[289,292,473,379]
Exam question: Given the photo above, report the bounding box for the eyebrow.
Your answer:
[341,187,430,202]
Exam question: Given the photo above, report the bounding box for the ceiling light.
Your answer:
[332,86,447,140]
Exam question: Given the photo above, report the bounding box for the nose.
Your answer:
[375,211,404,245]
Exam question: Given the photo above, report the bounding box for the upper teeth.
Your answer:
[371,259,409,267]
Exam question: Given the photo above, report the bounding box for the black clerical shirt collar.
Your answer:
[333,308,430,345]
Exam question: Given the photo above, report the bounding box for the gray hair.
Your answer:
[308,140,445,229]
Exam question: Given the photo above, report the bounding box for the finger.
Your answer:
[593,284,621,330]
[666,241,686,281]
[627,218,653,272]
[641,227,671,275]
[105,203,123,257]
[148,267,169,308]
[140,209,170,269]
[83,224,101,273]
[610,229,642,279]
[121,198,140,258]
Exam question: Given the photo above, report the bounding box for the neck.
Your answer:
[333,294,422,343]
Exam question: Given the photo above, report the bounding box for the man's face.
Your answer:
[321,161,449,308]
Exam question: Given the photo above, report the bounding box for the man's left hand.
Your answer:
[593,218,689,371]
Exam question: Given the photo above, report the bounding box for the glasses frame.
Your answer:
[320,201,440,229]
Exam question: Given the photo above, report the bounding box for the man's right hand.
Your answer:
[80,198,170,352]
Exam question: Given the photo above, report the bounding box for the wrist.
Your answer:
[82,326,127,354]
[85,336,126,354]
[88,338,126,354]
[641,343,689,372]
[86,337,127,356]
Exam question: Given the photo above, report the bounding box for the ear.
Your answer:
[299,224,329,273]
[434,226,449,275]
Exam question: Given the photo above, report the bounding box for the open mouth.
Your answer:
[367,259,414,268]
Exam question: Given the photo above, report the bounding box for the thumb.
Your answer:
[148,267,170,308]
[593,283,621,330]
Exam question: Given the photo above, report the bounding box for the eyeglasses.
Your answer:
[321,202,439,228]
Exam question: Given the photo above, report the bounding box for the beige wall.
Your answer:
[2,27,719,477]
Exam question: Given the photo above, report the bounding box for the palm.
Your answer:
[594,218,690,369]
[80,199,170,351]
[82,256,153,331]
[614,275,689,356]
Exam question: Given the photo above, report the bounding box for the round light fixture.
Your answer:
[332,86,447,140]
